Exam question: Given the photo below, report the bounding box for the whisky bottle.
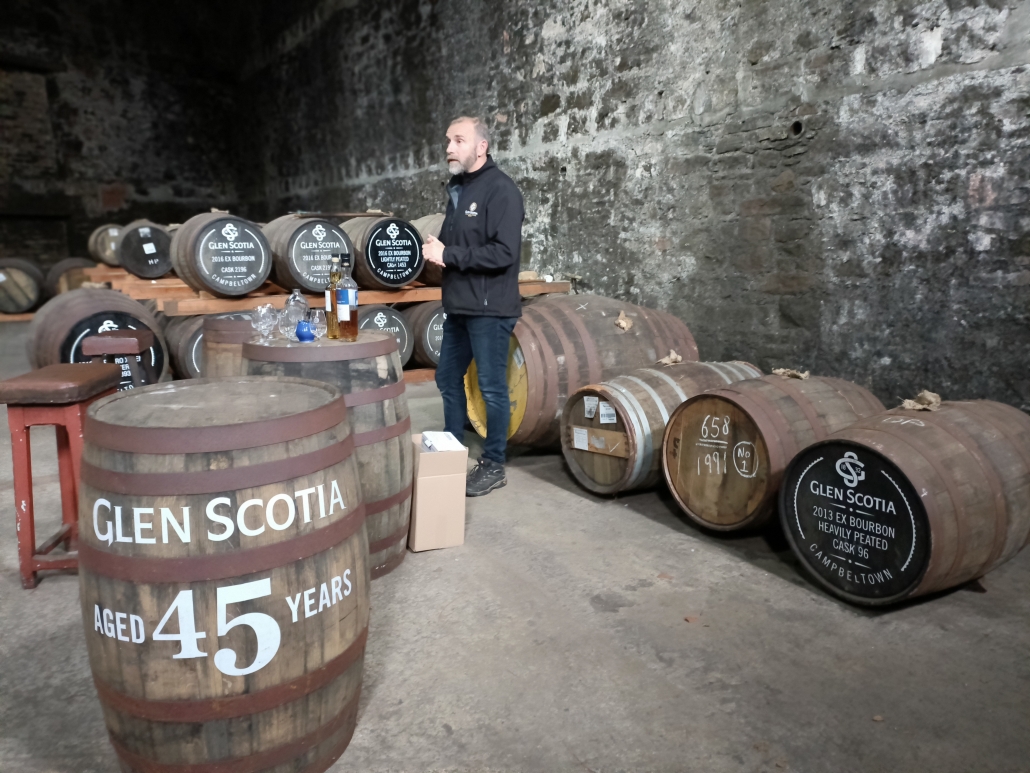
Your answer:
[325,256,342,339]
[337,257,359,342]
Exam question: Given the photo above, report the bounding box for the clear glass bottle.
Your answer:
[283,289,309,330]
[337,258,359,342]
[325,256,342,339]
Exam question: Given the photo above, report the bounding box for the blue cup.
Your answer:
[296,320,315,342]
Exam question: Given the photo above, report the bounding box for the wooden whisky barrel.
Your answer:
[402,300,446,367]
[357,305,413,367]
[339,216,424,290]
[780,400,1030,606]
[464,294,699,449]
[0,258,44,312]
[78,377,369,772]
[410,213,444,286]
[117,220,173,279]
[88,223,122,266]
[662,374,885,532]
[171,212,272,296]
[44,257,96,297]
[263,215,355,292]
[561,361,763,495]
[27,288,169,389]
[202,312,253,377]
[242,332,412,578]
[164,315,205,379]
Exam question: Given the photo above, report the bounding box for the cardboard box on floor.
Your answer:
[409,434,468,552]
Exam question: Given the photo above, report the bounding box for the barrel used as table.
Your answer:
[171,212,272,296]
[78,377,369,773]
[44,257,96,297]
[0,258,45,313]
[28,288,169,389]
[403,300,446,367]
[662,374,885,532]
[561,361,763,495]
[88,224,122,266]
[164,315,205,379]
[780,400,1030,606]
[202,312,254,377]
[465,294,699,449]
[410,213,444,286]
[242,332,413,578]
[357,305,414,367]
[117,220,172,279]
[339,216,424,290]
[264,215,354,293]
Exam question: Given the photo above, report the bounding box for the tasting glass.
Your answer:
[252,304,278,340]
[308,309,327,339]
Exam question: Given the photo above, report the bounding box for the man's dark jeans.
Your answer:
[435,313,518,465]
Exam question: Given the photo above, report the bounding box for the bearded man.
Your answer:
[422,116,525,497]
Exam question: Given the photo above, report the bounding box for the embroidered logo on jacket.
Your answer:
[465,202,478,217]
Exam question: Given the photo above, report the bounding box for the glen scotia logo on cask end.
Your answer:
[835,451,865,488]
[221,223,238,242]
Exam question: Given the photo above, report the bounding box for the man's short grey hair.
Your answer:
[450,116,490,147]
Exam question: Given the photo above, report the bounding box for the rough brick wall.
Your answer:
[241,0,1030,411]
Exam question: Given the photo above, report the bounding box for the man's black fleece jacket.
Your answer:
[440,156,525,318]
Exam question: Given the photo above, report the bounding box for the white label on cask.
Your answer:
[108,227,119,236]
[512,346,525,370]
[598,401,616,424]
[143,242,157,254]
[583,396,598,419]
[139,227,152,237]
[0,273,6,283]
[573,426,589,450]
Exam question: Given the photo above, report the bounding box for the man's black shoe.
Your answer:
[466,459,507,497]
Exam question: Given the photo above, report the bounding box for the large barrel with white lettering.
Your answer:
[116,220,173,279]
[780,401,1030,606]
[242,332,412,578]
[164,315,205,379]
[402,300,446,367]
[339,216,424,290]
[78,377,369,773]
[561,362,762,496]
[662,374,884,532]
[263,215,355,293]
[357,304,413,367]
[170,212,272,296]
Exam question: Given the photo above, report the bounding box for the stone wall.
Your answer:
[242,0,1030,411]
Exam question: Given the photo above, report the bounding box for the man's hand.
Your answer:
[423,234,446,266]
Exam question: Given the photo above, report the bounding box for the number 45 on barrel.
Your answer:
[153,579,281,677]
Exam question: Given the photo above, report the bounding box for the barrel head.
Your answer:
[464,334,529,440]
[282,219,353,292]
[780,440,931,605]
[61,311,165,391]
[191,216,272,295]
[360,218,423,287]
[663,394,771,530]
[562,389,633,494]
[357,305,413,366]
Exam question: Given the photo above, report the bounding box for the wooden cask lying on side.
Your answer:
[339,216,424,290]
[79,377,369,772]
[662,374,884,532]
[465,294,699,449]
[357,305,414,367]
[780,400,1030,606]
[117,220,173,279]
[242,332,413,578]
[0,258,44,312]
[403,300,446,367]
[561,361,762,495]
[164,315,205,379]
[44,257,96,297]
[27,288,169,388]
[410,213,444,286]
[263,215,354,292]
[202,312,253,377]
[171,212,272,296]
[88,223,122,266]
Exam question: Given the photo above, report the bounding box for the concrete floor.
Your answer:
[0,321,1028,773]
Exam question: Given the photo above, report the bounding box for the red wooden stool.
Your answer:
[82,329,155,388]
[0,363,121,588]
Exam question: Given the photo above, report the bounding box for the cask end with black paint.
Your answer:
[163,315,205,379]
[263,215,354,292]
[561,361,762,496]
[242,332,413,578]
[403,300,446,367]
[78,377,369,773]
[117,220,173,279]
[780,400,1030,606]
[28,288,169,389]
[357,305,414,366]
[339,216,424,289]
[465,294,699,449]
[662,374,884,532]
[88,223,122,266]
[201,311,253,377]
[171,213,272,296]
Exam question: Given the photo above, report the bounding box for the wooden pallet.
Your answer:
[403,368,437,385]
[0,312,34,323]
